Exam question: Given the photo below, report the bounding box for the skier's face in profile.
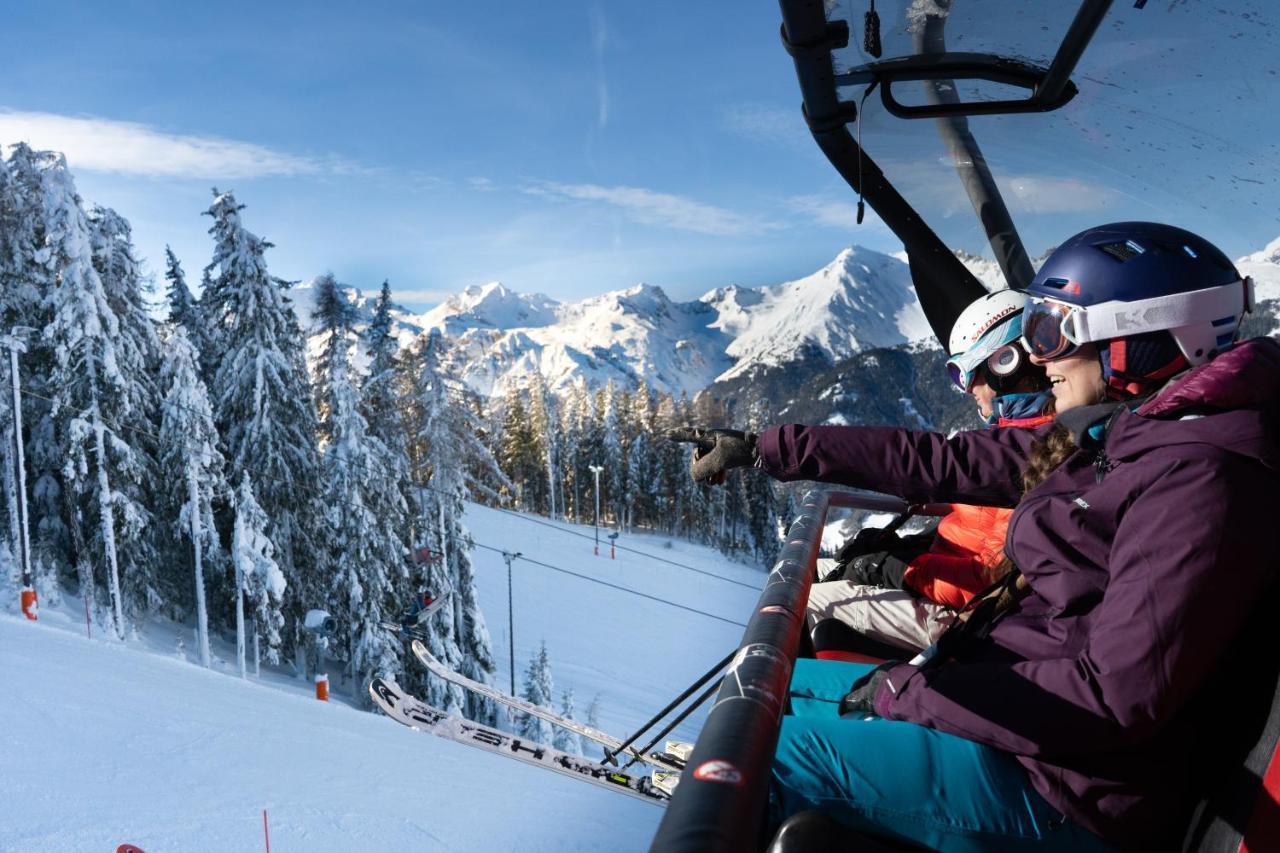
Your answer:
[969,371,998,420]
[1031,343,1106,413]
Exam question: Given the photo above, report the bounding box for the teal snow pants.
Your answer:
[770,659,1116,852]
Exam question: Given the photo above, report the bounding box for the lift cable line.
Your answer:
[477,501,761,591]
[11,386,750,630]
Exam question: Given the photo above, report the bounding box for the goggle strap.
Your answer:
[1070,280,1248,344]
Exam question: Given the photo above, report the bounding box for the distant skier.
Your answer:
[398,590,446,633]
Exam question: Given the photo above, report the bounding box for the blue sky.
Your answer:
[2,1,1276,310]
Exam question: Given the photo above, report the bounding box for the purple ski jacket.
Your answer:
[757,337,1280,847]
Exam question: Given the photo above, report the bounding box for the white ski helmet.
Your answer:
[945,290,1031,393]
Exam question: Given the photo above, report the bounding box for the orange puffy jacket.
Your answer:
[900,413,1053,609]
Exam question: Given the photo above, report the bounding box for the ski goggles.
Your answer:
[1021,299,1081,361]
[1022,278,1256,362]
[945,342,1025,393]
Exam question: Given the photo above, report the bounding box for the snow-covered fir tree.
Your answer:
[232,476,285,677]
[314,275,409,705]
[311,272,356,444]
[359,280,401,444]
[3,146,66,579]
[526,372,559,519]
[585,693,602,730]
[87,204,164,617]
[519,640,555,744]
[163,247,210,362]
[403,329,507,723]
[157,327,227,667]
[553,687,584,755]
[203,188,327,664]
[498,386,539,511]
[41,155,152,637]
[599,382,625,527]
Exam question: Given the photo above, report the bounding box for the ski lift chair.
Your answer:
[653,1,1280,849]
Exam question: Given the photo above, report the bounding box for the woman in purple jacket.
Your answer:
[679,223,1275,851]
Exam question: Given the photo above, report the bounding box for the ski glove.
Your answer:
[665,427,759,485]
[838,661,901,718]
[831,530,934,588]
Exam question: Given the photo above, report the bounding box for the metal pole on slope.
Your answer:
[502,550,522,695]
[591,466,606,558]
[2,330,34,620]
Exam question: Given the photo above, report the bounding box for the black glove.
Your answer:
[832,530,934,588]
[665,427,759,485]
[838,661,901,718]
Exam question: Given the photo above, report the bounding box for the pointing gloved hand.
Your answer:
[838,661,902,718]
[665,427,759,485]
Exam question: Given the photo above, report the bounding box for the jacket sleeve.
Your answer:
[756,423,1043,507]
[876,451,1277,758]
[902,552,993,609]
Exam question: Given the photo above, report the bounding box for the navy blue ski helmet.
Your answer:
[1021,222,1254,397]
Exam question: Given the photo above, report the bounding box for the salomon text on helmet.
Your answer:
[946,289,1034,394]
[1021,222,1254,396]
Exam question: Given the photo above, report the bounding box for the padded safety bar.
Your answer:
[649,490,947,852]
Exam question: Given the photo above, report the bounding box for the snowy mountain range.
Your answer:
[293,237,1280,401]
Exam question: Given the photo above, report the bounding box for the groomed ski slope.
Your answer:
[0,501,765,851]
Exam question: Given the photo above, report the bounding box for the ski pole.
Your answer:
[619,677,722,773]
[602,648,735,766]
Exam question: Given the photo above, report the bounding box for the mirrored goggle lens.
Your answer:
[946,360,969,392]
[1022,301,1077,360]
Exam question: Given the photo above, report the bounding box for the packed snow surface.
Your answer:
[0,502,764,852]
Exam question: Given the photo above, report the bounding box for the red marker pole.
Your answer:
[84,593,92,638]
[263,809,271,853]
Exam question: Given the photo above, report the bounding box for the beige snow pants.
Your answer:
[805,579,957,654]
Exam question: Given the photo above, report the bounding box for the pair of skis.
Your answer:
[372,626,689,804]
[369,678,670,805]
[409,639,687,772]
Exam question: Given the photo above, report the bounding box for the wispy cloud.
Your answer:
[0,109,359,179]
[995,175,1123,213]
[785,193,888,231]
[881,159,1123,216]
[590,6,610,128]
[523,180,776,237]
[719,103,810,150]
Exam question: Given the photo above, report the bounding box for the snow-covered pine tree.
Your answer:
[360,280,405,452]
[232,476,286,676]
[311,272,356,445]
[519,640,555,744]
[203,189,327,664]
[41,155,150,637]
[526,371,559,519]
[498,386,539,511]
[553,687,585,755]
[743,401,781,564]
[624,382,658,531]
[404,329,506,723]
[314,275,408,705]
[3,146,66,574]
[586,693,602,730]
[163,247,211,362]
[157,327,227,667]
[558,383,581,523]
[87,204,164,618]
[600,381,624,527]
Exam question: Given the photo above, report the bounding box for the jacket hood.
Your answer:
[1106,337,1280,470]
[1138,337,1280,418]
